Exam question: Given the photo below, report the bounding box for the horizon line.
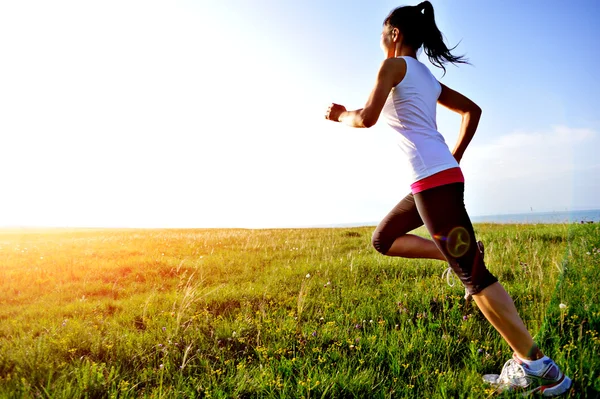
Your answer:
[0,208,598,231]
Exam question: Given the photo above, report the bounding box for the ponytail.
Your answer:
[384,1,469,75]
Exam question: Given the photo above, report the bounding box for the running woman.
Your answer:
[324,2,572,396]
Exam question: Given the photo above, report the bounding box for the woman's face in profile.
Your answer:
[380,26,398,58]
[380,29,390,56]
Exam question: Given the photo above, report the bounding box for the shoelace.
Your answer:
[441,241,483,290]
[498,359,527,386]
[443,267,472,301]
[441,266,457,287]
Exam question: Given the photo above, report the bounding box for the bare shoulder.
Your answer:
[379,57,407,86]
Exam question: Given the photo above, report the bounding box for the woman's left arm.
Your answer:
[325,57,405,128]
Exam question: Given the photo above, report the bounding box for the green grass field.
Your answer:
[1,223,598,398]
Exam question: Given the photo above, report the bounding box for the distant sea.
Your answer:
[470,209,600,224]
[325,209,600,228]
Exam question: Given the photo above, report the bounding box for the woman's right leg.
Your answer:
[412,184,572,394]
[412,183,540,358]
[372,192,446,261]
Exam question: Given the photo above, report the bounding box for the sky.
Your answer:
[0,0,599,228]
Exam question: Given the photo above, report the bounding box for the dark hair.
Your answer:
[384,1,469,75]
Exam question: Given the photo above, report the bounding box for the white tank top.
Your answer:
[381,56,459,183]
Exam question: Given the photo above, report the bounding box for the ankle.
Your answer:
[516,354,550,372]
[517,343,544,361]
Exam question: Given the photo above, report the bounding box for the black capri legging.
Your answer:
[371,183,497,295]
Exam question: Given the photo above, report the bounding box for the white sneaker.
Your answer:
[483,353,572,396]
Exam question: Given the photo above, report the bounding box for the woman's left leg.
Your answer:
[372,192,445,259]
[413,183,539,360]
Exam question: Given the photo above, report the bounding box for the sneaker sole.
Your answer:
[482,374,573,397]
[536,375,572,397]
[482,373,501,385]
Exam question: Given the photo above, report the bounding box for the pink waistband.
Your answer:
[410,167,464,194]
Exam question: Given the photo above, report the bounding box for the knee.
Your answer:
[371,231,391,255]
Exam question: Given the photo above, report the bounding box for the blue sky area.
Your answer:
[0,0,598,227]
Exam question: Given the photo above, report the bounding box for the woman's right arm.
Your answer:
[437,83,482,164]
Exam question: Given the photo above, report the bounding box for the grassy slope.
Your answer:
[0,224,598,398]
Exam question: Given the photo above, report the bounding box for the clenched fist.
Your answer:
[324,103,347,122]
